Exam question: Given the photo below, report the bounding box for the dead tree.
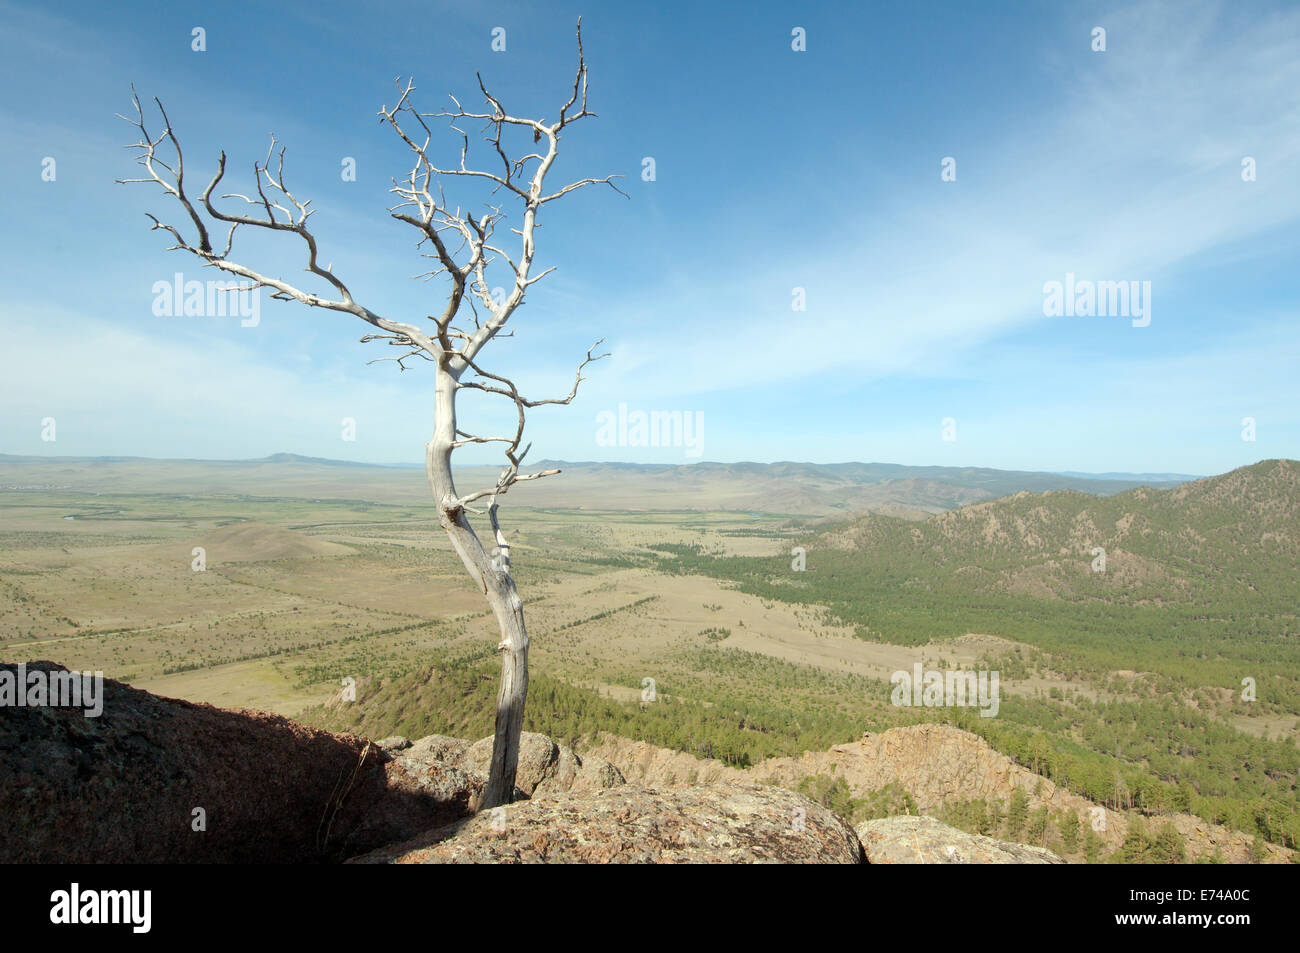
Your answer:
[117,20,623,808]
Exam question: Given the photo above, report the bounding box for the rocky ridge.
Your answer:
[353,781,864,864]
[856,815,1064,864]
[586,724,1293,863]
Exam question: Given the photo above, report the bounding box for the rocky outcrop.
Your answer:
[0,661,458,863]
[378,730,625,802]
[856,816,1064,864]
[589,724,1051,805]
[0,663,619,863]
[465,731,626,797]
[587,724,1294,864]
[351,782,864,864]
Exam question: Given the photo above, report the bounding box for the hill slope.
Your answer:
[822,458,1298,605]
[630,460,1300,851]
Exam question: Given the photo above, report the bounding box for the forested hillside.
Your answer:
[619,461,1300,851]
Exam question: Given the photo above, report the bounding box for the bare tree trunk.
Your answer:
[484,586,528,808]
[426,361,528,808]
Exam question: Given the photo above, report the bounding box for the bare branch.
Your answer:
[117,95,435,354]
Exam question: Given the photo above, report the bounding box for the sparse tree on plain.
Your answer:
[117,20,622,808]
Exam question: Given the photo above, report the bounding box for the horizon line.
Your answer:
[0,449,1219,481]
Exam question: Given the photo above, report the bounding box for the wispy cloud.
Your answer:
[607,0,1300,400]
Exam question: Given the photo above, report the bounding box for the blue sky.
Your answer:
[1,0,1297,475]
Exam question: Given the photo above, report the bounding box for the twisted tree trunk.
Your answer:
[426,360,528,809]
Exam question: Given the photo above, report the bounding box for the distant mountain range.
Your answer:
[0,451,1208,517]
[819,458,1298,604]
[1057,470,1203,483]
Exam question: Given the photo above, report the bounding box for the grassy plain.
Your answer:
[0,484,1066,719]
